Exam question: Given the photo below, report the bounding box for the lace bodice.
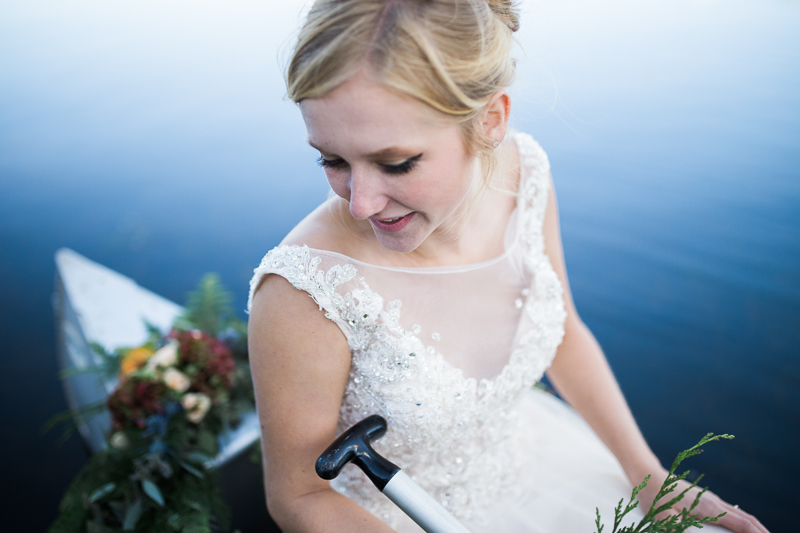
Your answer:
[247,132,567,527]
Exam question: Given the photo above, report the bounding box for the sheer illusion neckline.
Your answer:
[305,131,527,275]
[304,211,519,275]
[249,129,564,393]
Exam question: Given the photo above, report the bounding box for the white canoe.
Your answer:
[53,248,259,468]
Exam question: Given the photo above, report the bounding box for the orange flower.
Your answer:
[120,346,155,376]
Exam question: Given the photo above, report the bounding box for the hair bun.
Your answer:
[486,0,520,32]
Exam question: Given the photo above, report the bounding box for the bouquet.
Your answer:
[49,275,255,533]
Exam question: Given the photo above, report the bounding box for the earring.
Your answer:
[492,140,500,149]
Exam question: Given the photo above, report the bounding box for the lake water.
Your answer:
[1,0,797,530]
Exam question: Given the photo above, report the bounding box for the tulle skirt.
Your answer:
[394,388,726,533]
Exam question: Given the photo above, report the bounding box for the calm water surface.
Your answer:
[1,0,797,530]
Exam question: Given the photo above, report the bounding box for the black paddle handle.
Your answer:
[315,414,400,491]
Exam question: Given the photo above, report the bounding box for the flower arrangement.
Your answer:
[49,275,255,533]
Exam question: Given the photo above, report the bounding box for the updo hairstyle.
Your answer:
[287,0,520,186]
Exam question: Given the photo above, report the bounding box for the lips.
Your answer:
[370,212,414,232]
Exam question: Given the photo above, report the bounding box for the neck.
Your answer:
[410,144,518,266]
[410,174,491,265]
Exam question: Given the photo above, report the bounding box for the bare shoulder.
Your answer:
[248,273,352,412]
[248,233,353,394]
[248,271,349,370]
[281,196,372,256]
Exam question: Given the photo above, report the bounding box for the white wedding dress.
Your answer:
[248,132,725,532]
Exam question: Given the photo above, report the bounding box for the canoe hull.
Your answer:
[53,248,259,465]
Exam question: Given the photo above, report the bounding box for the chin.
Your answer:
[374,232,425,254]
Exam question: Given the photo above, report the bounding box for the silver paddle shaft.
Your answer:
[383,471,472,533]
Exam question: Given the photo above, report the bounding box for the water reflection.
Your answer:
[0,0,797,530]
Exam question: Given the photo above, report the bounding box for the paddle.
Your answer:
[316,415,472,533]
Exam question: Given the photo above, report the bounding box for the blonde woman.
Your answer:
[247,1,768,531]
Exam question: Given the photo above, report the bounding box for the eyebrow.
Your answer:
[308,140,417,159]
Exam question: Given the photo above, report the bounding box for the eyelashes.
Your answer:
[383,153,422,175]
[317,153,423,175]
[317,156,347,170]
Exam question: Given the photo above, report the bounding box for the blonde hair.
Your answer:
[287,0,520,187]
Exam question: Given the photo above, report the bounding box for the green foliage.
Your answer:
[178,274,240,338]
[48,443,229,533]
[247,439,263,467]
[49,274,252,533]
[88,483,116,504]
[142,480,165,506]
[59,342,121,381]
[42,400,109,447]
[595,433,734,533]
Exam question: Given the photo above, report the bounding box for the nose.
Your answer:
[347,169,388,221]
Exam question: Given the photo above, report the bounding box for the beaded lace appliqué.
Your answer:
[247,132,567,528]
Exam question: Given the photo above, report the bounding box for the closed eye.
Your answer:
[381,153,422,175]
[317,156,348,169]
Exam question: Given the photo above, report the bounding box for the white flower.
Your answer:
[109,432,129,450]
[146,341,179,371]
[181,392,212,424]
[163,367,191,393]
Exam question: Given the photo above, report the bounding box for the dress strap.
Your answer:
[512,131,552,256]
[247,245,360,341]
[514,132,551,222]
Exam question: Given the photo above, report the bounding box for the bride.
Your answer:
[247,1,768,531]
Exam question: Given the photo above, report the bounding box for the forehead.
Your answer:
[299,72,452,154]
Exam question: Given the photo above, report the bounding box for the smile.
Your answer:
[371,213,415,233]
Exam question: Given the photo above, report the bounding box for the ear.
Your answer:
[480,90,511,146]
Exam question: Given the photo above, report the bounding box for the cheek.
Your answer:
[426,156,475,204]
[397,171,467,222]
[324,170,351,200]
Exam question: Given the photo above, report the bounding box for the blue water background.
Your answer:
[0,0,797,530]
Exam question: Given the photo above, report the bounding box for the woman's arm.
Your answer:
[249,274,395,532]
[541,175,769,533]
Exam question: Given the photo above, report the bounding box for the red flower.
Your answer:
[107,377,167,431]
[169,329,235,392]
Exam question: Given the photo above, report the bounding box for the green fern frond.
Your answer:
[181,274,234,337]
[595,434,734,533]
